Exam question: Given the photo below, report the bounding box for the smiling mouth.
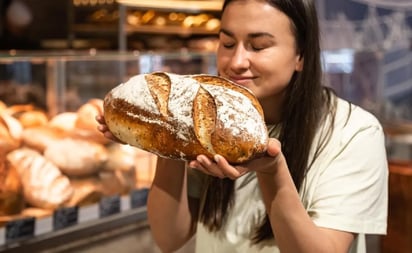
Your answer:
[229,77,254,85]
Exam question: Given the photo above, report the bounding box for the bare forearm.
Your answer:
[147,157,195,252]
[256,164,352,253]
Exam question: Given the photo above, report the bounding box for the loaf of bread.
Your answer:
[103,72,268,164]
[7,148,73,209]
[43,138,108,177]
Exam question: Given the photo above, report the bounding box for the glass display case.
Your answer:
[0,50,217,115]
[0,50,216,251]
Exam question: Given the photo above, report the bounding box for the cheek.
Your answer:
[256,64,295,96]
[216,50,230,72]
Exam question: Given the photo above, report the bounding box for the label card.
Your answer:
[130,188,149,209]
[5,217,35,243]
[53,206,78,230]
[99,195,121,218]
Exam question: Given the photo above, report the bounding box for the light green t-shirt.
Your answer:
[187,98,388,253]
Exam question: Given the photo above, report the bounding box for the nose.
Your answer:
[229,44,250,71]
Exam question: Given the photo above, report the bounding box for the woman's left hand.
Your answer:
[188,138,284,179]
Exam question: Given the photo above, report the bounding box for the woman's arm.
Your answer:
[192,139,354,253]
[96,115,198,252]
[147,157,199,253]
[255,149,354,253]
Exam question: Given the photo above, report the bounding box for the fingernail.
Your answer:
[214,155,220,163]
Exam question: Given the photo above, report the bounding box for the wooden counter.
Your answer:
[381,161,412,253]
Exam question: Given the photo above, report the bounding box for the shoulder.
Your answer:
[332,97,384,142]
[312,96,387,168]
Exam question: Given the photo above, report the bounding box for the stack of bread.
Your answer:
[0,98,156,222]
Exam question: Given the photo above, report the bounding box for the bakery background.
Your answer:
[0,0,411,253]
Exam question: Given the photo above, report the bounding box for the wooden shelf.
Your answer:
[116,0,223,12]
[125,24,218,36]
[73,24,118,34]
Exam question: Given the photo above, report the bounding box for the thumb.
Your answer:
[266,138,281,157]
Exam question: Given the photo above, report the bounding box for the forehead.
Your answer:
[220,1,293,35]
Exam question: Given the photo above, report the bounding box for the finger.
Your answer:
[97,123,109,132]
[214,155,248,179]
[189,160,221,178]
[197,155,226,178]
[95,115,106,124]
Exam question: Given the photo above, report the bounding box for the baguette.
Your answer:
[103,72,268,164]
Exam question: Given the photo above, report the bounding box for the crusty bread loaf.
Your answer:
[103,72,268,164]
[43,138,108,177]
[7,148,73,209]
[21,126,67,152]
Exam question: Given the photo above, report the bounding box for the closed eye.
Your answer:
[222,43,235,49]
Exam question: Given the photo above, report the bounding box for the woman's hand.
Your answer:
[95,114,124,143]
[188,138,284,179]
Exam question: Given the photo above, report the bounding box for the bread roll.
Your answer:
[75,98,103,130]
[43,138,108,177]
[16,110,49,128]
[48,112,78,132]
[21,126,67,152]
[7,148,73,209]
[74,98,109,144]
[0,112,23,153]
[103,143,138,171]
[65,178,103,207]
[104,72,268,164]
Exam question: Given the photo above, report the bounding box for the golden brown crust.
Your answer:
[103,72,268,164]
[193,87,216,157]
[191,74,265,117]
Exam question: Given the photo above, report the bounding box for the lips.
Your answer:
[228,76,255,86]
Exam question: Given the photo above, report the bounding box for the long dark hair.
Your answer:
[199,0,336,243]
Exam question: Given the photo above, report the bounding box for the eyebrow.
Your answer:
[219,28,275,39]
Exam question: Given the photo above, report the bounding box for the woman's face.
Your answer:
[217,0,303,101]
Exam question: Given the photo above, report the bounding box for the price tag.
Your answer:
[130,188,149,209]
[99,195,121,218]
[5,217,35,243]
[53,206,78,231]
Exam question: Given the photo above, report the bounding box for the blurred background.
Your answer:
[0,1,411,253]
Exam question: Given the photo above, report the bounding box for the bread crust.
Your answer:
[104,72,268,164]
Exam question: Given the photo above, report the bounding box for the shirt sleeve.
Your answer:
[307,119,388,235]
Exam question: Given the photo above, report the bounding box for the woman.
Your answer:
[98,0,388,252]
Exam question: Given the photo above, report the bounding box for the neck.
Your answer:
[259,93,285,125]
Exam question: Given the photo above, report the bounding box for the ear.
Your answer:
[295,56,304,72]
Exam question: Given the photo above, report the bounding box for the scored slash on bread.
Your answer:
[193,87,217,156]
[103,72,268,164]
[145,72,171,118]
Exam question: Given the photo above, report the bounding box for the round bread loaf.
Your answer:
[103,72,268,164]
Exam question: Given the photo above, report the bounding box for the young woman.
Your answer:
[98,0,388,252]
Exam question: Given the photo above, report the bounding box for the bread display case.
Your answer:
[68,0,222,51]
[0,50,216,252]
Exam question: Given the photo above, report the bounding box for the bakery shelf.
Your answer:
[68,0,222,50]
[72,24,119,34]
[116,0,223,12]
[124,24,218,36]
[0,206,148,252]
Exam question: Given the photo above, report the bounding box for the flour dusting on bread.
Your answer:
[104,72,268,163]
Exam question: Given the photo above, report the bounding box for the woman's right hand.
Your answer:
[95,114,124,143]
